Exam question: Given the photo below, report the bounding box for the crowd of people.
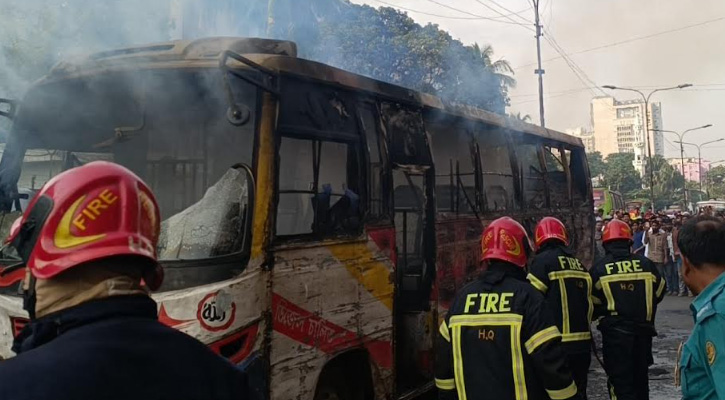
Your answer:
[594,206,725,298]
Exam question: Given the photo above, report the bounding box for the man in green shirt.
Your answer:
[678,216,725,399]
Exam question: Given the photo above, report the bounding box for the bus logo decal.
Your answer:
[197,290,236,332]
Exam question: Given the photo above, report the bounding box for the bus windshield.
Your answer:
[0,68,257,264]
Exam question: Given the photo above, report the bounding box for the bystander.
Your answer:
[672,219,690,297]
[664,222,679,295]
[632,221,645,255]
[594,220,605,261]
[677,216,725,399]
[645,220,669,290]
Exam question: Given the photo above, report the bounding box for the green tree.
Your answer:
[312,5,514,113]
[602,152,641,196]
[586,151,606,179]
[705,165,725,199]
[470,43,516,90]
[650,155,685,209]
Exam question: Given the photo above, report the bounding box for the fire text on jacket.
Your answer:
[463,292,514,313]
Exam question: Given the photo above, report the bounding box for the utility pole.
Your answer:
[533,0,545,127]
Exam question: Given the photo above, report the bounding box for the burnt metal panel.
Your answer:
[277,76,360,143]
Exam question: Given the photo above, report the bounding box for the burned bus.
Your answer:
[0,38,594,400]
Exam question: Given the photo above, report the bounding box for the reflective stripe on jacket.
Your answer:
[435,263,578,400]
[528,245,593,353]
[590,242,665,328]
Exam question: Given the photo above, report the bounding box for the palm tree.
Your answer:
[650,155,685,207]
[470,43,516,89]
[509,112,532,123]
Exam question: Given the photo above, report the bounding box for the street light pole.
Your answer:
[603,84,692,211]
[653,124,713,207]
[678,138,725,194]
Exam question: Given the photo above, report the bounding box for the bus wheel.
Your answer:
[314,371,350,400]
[314,351,373,400]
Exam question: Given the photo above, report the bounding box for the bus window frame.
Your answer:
[273,77,371,243]
[426,114,480,216]
[273,133,365,242]
[355,100,393,224]
[510,134,550,211]
[474,125,521,213]
[542,143,572,208]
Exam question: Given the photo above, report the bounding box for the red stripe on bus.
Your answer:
[272,293,392,368]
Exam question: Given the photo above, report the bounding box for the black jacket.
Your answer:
[435,263,579,400]
[590,241,666,335]
[0,295,248,400]
[528,244,593,354]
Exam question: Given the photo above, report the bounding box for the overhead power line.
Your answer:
[424,0,532,26]
[472,0,533,25]
[510,88,590,105]
[370,0,531,24]
[511,83,725,98]
[515,15,725,70]
[542,32,604,97]
[509,86,595,98]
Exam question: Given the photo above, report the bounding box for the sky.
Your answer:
[351,0,725,162]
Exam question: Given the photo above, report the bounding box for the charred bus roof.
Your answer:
[29,36,582,149]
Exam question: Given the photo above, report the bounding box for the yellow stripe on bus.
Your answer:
[251,93,277,260]
[328,242,394,310]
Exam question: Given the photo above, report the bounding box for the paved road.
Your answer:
[588,295,693,400]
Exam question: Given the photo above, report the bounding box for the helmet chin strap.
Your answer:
[22,270,37,320]
[11,196,54,321]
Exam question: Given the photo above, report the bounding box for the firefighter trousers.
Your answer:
[602,330,652,400]
[567,352,591,400]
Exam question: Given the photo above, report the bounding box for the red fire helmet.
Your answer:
[534,217,569,248]
[480,217,530,268]
[5,161,163,290]
[602,219,632,244]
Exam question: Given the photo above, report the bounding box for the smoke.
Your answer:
[0,0,177,97]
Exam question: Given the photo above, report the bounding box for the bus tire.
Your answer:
[314,373,350,400]
[314,351,373,400]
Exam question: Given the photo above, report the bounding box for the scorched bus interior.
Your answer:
[0,48,262,292]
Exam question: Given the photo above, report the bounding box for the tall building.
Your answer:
[565,127,595,153]
[591,96,664,177]
[668,157,711,183]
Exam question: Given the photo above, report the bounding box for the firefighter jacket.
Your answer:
[590,241,666,334]
[0,295,249,400]
[528,244,593,354]
[435,263,579,400]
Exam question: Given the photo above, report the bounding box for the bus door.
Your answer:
[393,167,433,310]
[381,103,436,395]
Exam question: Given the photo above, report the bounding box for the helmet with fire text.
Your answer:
[602,219,632,244]
[534,217,569,248]
[3,161,163,290]
[480,217,531,268]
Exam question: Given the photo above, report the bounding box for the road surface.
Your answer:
[588,295,693,400]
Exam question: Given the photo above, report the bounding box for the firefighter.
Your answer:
[435,217,580,400]
[0,162,248,400]
[590,219,666,400]
[528,217,592,399]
